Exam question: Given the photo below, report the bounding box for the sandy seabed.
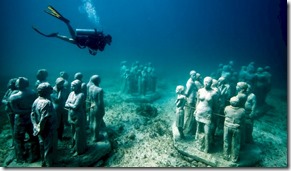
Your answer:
[0,70,288,168]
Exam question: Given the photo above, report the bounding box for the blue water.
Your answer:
[0,0,287,89]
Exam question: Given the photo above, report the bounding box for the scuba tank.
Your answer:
[75,29,97,36]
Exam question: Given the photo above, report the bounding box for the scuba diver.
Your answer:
[33,5,112,55]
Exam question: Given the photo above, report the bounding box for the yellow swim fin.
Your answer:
[44,5,70,23]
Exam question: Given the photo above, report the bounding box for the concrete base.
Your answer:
[172,124,262,167]
[5,140,111,167]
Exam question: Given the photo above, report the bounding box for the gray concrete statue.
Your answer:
[175,85,187,139]
[9,77,39,163]
[1,78,18,148]
[223,96,245,162]
[35,69,49,89]
[51,77,67,141]
[183,70,199,136]
[88,75,106,142]
[244,85,256,144]
[65,80,87,156]
[194,76,219,153]
[31,82,57,167]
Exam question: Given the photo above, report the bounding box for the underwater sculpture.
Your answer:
[183,70,199,136]
[173,75,262,167]
[35,69,49,89]
[65,80,87,156]
[119,61,160,103]
[243,85,257,144]
[9,77,39,163]
[1,78,18,148]
[223,96,245,162]
[174,85,187,139]
[51,77,67,141]
[194,76,220,153]
[31,82,57,167]
[87,75,106,142]
[3,70,112,167]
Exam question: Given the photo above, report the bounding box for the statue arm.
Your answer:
[67,93,85,110]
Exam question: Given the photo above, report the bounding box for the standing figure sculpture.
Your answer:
[9,77,39,163]
[194,76,219,153]
[31,82,57,167]
[88,75,106,142]
[175,85,187,139]
[65,80,87,156]
[51,77,67,141]
[223,96,245,162]
[183,70,199,136]
[2,78,18,148]
[35,69,49,89]
[244,85,256,144]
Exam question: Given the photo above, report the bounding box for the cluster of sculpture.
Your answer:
[1,59,272,167]
[120,61,157,96]
[173,61,272,164]
[2,69,108,167]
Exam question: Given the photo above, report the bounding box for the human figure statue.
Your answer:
[148,67,157,93]
[139,67,148,96]
[74,72,87,117]
[88,75,106,141]
[183,70,198,136]
[216,77,231,136]
[175,85,187,139]
[65,80,87,156]
[121,68,131,94]
[235,82,249,108]
[223,96,245,162]
[221,65,232,81]
[74,72,87,98]
[60,71,70,92]
[244,85,256,144]
[238,66,247,82]
[9,77,39,163]
[194,76,219,153]
[35,69,49,89]
[1,78,19,148]
[254,67,270,107]
[120,61,128,78]
[244,62,257,88]
[31,82,57,167]
[51,77,67,141]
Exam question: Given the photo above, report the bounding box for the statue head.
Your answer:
[7,78,18,90]
[71,80,82,92]
[36,69,48,81]
[55,77,65,89]
[60,71,69,80]
[74,72,83,81]
[236,82,248,93]
[90,75,101,86]
[176,85,184,94]
[37,82,53,97]
[230,96,240,107]
[16,77,29,90]
[203,76,213,89]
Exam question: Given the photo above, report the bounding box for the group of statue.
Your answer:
[119,61,157,96]
[1,59,272,167]
[174,61,272,163]
[1,69,106,166]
